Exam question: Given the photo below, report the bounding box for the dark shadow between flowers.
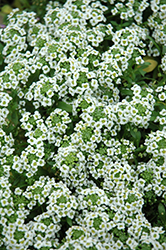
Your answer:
[142,195,166,236]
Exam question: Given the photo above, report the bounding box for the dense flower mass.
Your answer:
[0,0,166,249]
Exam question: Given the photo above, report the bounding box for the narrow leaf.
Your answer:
[57,101,72,113]
[67,217,72,227]
[130,130,141,147]
[11,111,18,126]
[162,45,166,55]
[158,203,166,225]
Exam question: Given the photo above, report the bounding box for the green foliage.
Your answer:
[158,203,166,228]
[57,195,67,205]
[28,0,50,20]
[136,243,152,250]
[0,0,166,249]
[81,127,93,142]
[14,230,25,243]
[140,170,154,184]
[113,228,129,243]
[66,217,72,227]
[144,190,157,204]
[92,107,105,121]
[62,152,78,168]
[93,216,102,230]
[57,102,72,113]
[0,43,4,67]
[71,229,85,240]
[127,194,138,204]
[85,194,99,206]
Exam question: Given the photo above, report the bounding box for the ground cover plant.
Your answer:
[0,0,166,249]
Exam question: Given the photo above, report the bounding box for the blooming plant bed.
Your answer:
[0,0,166,249]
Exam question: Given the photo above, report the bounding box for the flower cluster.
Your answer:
[0,0,166,249]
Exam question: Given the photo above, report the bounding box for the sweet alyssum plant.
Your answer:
[0,0,166,249]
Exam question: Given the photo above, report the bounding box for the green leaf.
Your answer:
[11,110,19,126]
[158,203,166,225]
[150,111,159,121]
[135,146,146,153]
[120,88,133,96]
[146,35,161,54]
[66,217,72,227]
[130,130,141,147]
[4,124,15,133]
[162,45,166,55]
[57,101,72,113]
[47,161,55,166]
[0,43,4,65]
[37,167,48,176]
[158,203,166,215]
[123,74,134,84]
[19,0,31,8]
[28,69,40,84]
[13,177,26,188]
[161,178,166,186]
[136,62,150,76]
[136,243,152,250]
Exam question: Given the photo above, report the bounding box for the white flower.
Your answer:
[0,92,12,107]
[158,92,166,101]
